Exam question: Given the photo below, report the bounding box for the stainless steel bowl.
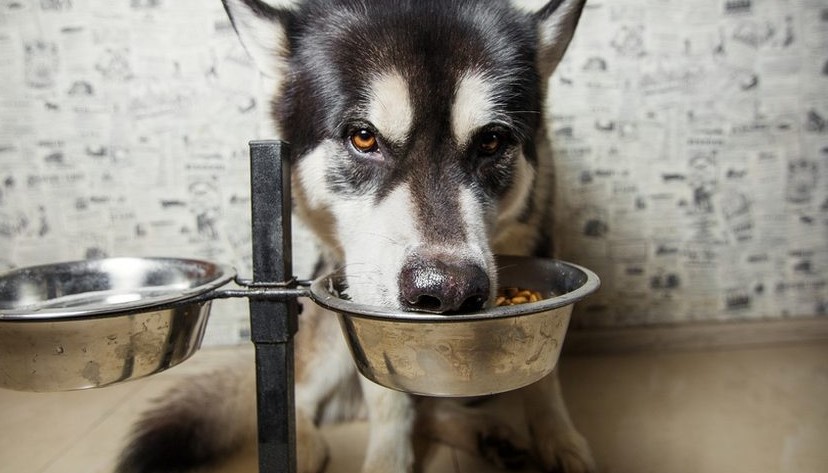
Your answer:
[310,255,600,397]
[0,257,235,392]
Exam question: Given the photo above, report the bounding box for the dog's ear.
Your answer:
[222,0,295,78]
[526,0,587,79]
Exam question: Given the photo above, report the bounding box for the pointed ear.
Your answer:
[221,0,295,78]
[532,0,586,79]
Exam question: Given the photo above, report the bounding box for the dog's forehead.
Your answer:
[297,0,539,140]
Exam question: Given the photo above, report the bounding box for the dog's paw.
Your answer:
[296,412,330,473]
[534,430,597,473]
[476,425,534,470]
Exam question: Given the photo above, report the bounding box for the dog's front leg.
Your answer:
[416,397,534,470]
[293,301,360,473]
[359,378,417,473]
[523,370,597,473]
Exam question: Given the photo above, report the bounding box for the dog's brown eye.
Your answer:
[351,129,378,153]
[478,132,502,155]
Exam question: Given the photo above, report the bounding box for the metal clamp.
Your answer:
[211,276,311,301]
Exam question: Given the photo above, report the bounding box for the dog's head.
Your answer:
[224,0,584,311]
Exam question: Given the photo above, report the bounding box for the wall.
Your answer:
[551,0,827,327]
[0,0,825,344]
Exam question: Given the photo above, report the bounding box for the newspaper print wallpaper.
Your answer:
[0,0,825,343]
[551,0,827,327]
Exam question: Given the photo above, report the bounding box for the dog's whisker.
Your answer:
[348,231,408,248]
[494,262,523,272]
[506,110,542,115]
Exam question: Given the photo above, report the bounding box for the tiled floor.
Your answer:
[1,341,827,473]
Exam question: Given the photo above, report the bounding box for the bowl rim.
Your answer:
[308,255,601,322]
[0,257,236,321]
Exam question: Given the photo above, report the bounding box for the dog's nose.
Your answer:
[398,257,490,313]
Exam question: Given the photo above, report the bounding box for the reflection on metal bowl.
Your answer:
[0,258,234,392]
[309,255,600,397]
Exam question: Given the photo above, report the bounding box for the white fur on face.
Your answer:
[296,141,335,210]
[451,71,511,147]
[367,71,413,144]
[334,183,422,307]
[458,186,498,300]
[333,183,496,308]
[293,141,344,257]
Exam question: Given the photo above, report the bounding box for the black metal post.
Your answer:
[248,140,298,473]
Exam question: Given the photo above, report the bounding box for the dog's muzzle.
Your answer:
[398,255,490,313]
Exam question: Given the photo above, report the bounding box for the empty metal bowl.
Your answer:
[0,257,235,392]
[310,255,600,397]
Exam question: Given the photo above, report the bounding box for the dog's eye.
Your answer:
[350,129,378,153]
[478,132,503,156]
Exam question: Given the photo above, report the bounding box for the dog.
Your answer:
[116,1,592,472]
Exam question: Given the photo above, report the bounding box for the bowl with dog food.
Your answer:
[309,255,600,397]
[0,257,235,392]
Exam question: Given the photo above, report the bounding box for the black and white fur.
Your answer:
[117,1,591,472]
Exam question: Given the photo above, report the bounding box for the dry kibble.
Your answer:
[495,287,544,306]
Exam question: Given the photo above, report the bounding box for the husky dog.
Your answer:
[117,0,592,472]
